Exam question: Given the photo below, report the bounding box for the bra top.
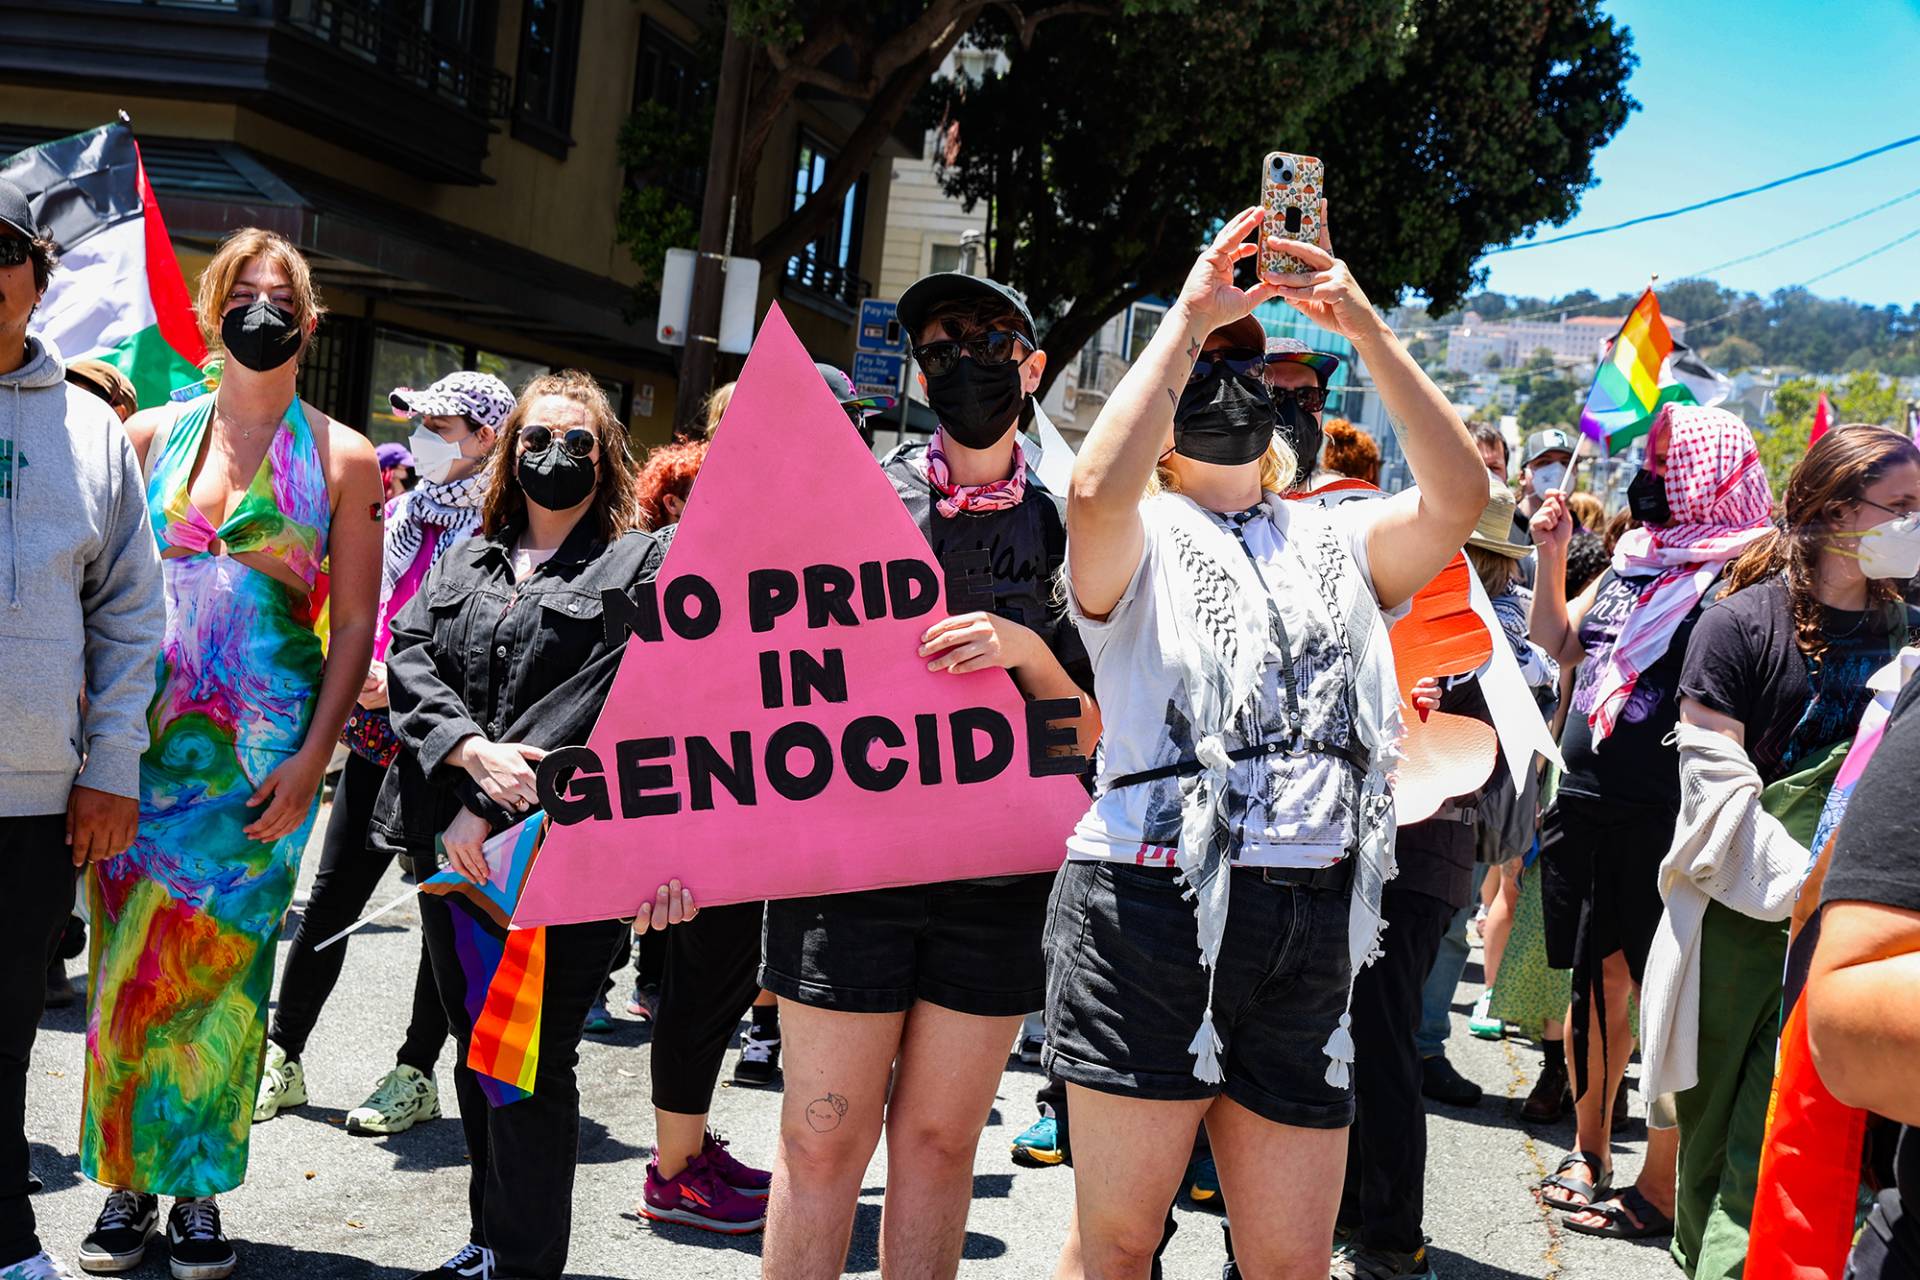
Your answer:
[149,393,331,590]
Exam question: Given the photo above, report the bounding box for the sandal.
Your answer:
[1538,1150,1611,1212]
[1563,1186,1675,1240]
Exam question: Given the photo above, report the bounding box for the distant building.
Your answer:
[1444,311,1688,373]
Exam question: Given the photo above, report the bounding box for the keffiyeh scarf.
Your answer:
[1587,405,1774,742]
[380,473,487,611]
[926,430,1026,518]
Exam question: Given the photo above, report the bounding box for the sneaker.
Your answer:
[251,1042,305,1123]
[408,1242,494,1278]
[731,1025,781,1088]
[582,1003,617,1036]
[699,1130,771,1198]
[77,1189,158,1272]
[1520,1057,1573,1124]
[1010,1115,1063,1167]
[640,1152,767,1234]
[1420,1055,1483,1107]
[1467,991,1505,1040]
[347,1064,442,1136]
[627,980,660,1021]
[2,1252,76,1279]
[165,1198,234,1280]
[1186,1153,1222,1208]
[1330,1242,1438,1279]
[1015,1033,1045,1065]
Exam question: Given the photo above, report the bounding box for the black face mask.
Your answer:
[517,445,597,512]
[220,298,303,373]
[1273,398,1323,480]
[1627,467,1671,525]
[926,357,1026,449]
[1173,370,1275,466]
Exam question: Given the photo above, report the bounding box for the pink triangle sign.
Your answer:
[511,304,1091,928]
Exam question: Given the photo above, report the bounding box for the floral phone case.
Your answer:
[1261,151,1324,277]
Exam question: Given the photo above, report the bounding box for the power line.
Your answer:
[1676,222,1920,336]
[1486,132,1920,254]
[1689,183,1920,277]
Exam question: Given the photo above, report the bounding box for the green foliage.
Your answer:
[1702,334,1763,372]
[616,100,711,313]
[1517,377,1578,429]
[1525,347,1556,372]
[1757,370,1906,493]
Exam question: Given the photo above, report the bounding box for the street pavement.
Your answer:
[24,812,1680,1279]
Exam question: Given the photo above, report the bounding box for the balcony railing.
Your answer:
[283,0,511,118]
[783,254,871,313]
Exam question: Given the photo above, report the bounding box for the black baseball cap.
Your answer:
[898,273,1038,346]
[0,176,36,240]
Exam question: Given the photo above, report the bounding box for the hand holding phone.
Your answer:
[1260,151,1325,277]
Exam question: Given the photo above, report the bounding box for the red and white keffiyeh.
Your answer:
[1587,404,1775,742]
[927,429,1026,518]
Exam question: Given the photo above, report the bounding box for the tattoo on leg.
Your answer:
[805,1093,850,1132]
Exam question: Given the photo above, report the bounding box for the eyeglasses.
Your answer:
[1857,496,1920,519]
[911,330,1031,378]
[1267,384,1329,415]
[0,236,31,268]
[520,425,596,458]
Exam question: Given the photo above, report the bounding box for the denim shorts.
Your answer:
[1043,859,1356,1129]
[759,873,1051,1017]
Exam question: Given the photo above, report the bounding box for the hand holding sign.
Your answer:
[920,612,1036,675]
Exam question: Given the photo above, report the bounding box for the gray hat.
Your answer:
[1523,428,1575,468]
[0,176,37,240]
[898,273,1038,345]
[814,362,897,416]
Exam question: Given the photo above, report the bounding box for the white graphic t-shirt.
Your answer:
[1066,495,1390,870]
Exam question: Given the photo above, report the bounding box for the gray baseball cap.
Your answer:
[1523,428,1575,467]
[898,273,1038,345]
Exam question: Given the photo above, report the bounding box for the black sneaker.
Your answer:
[77,1190,158,1273]
[409,1243,494,1278]
[44,956,76,1010]
[732,1025,782,1087]
[165,1198,234,1280]
[1420,1054,1483,1107]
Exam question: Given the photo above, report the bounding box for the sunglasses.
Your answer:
[1189,348,1268,380]
[520,425,596,458]
[1267,384,1329,415]
[0,236,30,268]
[911,330,1031,379]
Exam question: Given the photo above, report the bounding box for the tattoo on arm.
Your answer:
[1185,335,1202,364]
[805,1092,850,1132]
[1166,387,1178,408]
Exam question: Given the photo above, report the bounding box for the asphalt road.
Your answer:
[24,812,1681,1279]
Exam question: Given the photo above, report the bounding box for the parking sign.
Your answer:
[859,299,902,352]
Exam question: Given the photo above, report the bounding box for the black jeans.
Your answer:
[270,752,447,1073]
[420,894,625,1280]
[650,902,763,1114]
[1339,886,1455,1254]
[0,814,81,1268]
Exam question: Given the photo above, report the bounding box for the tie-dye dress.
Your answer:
[82,394,331,1196]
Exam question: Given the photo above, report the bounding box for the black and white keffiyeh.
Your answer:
[380,473,487,607]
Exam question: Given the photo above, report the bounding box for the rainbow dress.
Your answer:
[82,394,330,1196]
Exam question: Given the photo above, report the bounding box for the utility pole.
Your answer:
[676,13,752,435]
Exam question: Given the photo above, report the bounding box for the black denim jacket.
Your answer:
[368,518,665,855]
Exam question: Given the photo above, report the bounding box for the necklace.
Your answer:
[213,392,276,442]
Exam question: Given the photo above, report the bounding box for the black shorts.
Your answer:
[1043,859,1355,1130]
[759,873,1050,1017]
[1539,793,1676,984]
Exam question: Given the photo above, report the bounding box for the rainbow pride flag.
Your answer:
[423,814,547,928]
[1578,288,1731,452]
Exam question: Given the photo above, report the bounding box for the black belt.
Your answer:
[1256,857,1355,892]
[1106,736,1370,791]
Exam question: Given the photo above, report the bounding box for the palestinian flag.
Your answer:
[1578,288,1734,453]
[1,122,206,408]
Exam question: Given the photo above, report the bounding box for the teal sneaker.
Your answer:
[1467,991,1506,1041]
[1010,1115,1063,1167]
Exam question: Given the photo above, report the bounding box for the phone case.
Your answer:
[1261,151,1324,277]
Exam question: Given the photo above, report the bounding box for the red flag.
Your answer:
[1811,392,1833,444]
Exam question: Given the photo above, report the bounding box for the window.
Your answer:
[632,20,709,206]
[785,132,868,311]
[1126,303,1167,363]
[928,242,963,275]
[476,350,550,400]
[367,329,468,446]
[514,0,583,156]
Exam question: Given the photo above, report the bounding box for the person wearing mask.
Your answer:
[749,270,1098,1279]
[76,228,382,1279]
[377,440,416,499]
[1056,205,1485,1280]
[370,371,663,1280]
[1468,421,1510,486]
[1519,428,1573,525]
[254,371,513,1136]
[1525,405,1774,1242]
[1639,425,1920,1267]
[0,177,164,1280]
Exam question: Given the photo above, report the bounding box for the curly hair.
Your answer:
[634,439,709,530]
[1720,424,1920,662]
[1565,532,1608,598]
[1320,418,1380,485]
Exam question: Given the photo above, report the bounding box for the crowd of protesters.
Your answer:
[5,165,1920,1280]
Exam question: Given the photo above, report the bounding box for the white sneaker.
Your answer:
[252,1042,305,1122]
[1,1252,76,1279]
[346,1064,441,1135]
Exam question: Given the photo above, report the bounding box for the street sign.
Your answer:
[853,351,905,391]
[657,249,762,354]
[858,299,902,352]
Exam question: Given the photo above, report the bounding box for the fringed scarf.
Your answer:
[380,473,487,616]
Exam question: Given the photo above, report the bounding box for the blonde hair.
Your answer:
[1466,545,1522,597]
[1151,439,1299,497]
[195,228,325,356]
[1566,491,1605,531]
[481,370,641,541]
[700,381,736,440]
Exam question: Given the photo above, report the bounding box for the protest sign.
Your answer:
[510,304,1091,928]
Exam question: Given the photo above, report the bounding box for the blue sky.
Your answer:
[1474,0,1920,308]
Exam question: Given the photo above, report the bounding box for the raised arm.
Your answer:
[1068,207,1279,618]
[1527,490,1591,666]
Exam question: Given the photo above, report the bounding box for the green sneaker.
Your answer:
[346,1063,441,1136]
[1467,990,1505,1041]
[252,1042,306,1122]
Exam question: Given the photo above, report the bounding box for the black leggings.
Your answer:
[270,751,448,1073]
[648,901,764,1114]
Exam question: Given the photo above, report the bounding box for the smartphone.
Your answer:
[1261,151,1325,277]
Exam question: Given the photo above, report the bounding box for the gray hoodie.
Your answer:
[0,333,164,815]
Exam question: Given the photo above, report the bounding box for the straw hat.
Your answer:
[1465,474,1530,558]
